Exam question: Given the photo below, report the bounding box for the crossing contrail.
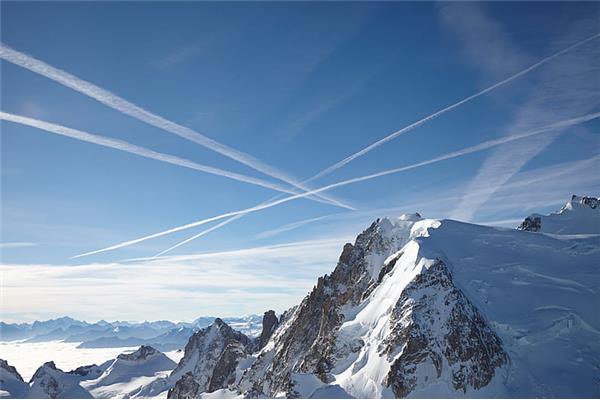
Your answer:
[307,32,600,183]
[72,110,600,258]
[0,42,351,210]
[0,111,354,205]
[146,32,600,254]
[153,214,246,258]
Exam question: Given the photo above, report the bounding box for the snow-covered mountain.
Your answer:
[2,195,598,398]
[26,362,93,399]
[166,196,599,398]
[0,360,28,398]
[518,195,599,234]
[82,346,177,398]
[2,346,179,399]
[167,318,255,398]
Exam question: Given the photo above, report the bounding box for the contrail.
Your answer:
[153,215,246,258]
[308,32,600,182]
[73,110,599,258]
[141,32,600,254]
[0,43,351,210]
[0,111,354,205]
[147,33,600,254]
[155,212,332,258]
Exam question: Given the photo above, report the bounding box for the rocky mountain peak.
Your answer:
[0,358,24,382]
[258,310,279,350]
[31,361,60,381]
[570,194,599,209]
[167,319,254,398]
[28,360,92,398]
[117,345,158,361]
[0,359,28,398]
[238,216,432,397]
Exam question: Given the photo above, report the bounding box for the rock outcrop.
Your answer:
[0,359,28,398]
[238,216,429,397]
[381,260,507,397]
[517,216,541,231]
[167,319,253,398]
[258,310,279,350]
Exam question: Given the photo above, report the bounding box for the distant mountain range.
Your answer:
[0,315,263,351]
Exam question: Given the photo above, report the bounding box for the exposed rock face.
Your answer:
[233,215,514,398]
[0,359,23,382]
[381,260,508,397]
[258,310,279,350]
[518,216,541,232]
[571,194,599,209]
[66,364,105,380]
[168,373,201,399]
[239,217,417,397]
[117,345,158,361]
[0,359,28,398]
[66,364,98,377]
[167,319,253,398]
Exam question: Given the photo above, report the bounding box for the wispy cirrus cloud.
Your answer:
[255,215,334,240]
[0,242,36,249]
[73,111,599,258]
[0,42,350,210]
[152,40,214,70]
[445,4,600,221]
[277,53,391,142]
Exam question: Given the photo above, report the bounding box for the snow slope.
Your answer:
[4,196,598,398]
[234,198,599,398]
[518,195,600,234]
[82,346,176,398]
[415,219,599,397]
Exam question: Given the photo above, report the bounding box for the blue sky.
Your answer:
[1,2,599,322]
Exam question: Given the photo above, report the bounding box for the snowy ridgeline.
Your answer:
[1,195,598,399]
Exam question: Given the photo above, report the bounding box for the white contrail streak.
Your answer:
[150,33,600,254]
[308,32,600,182]
[0,111,351,202]
[153,215,245,258]
[156,212,332,258]
[73,110,599,258]
[0,43,351,210]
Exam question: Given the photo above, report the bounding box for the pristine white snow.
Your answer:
[524,195,600,234]
[82,347,177,398]
[327,200,599,398]
[418,219,599,397]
